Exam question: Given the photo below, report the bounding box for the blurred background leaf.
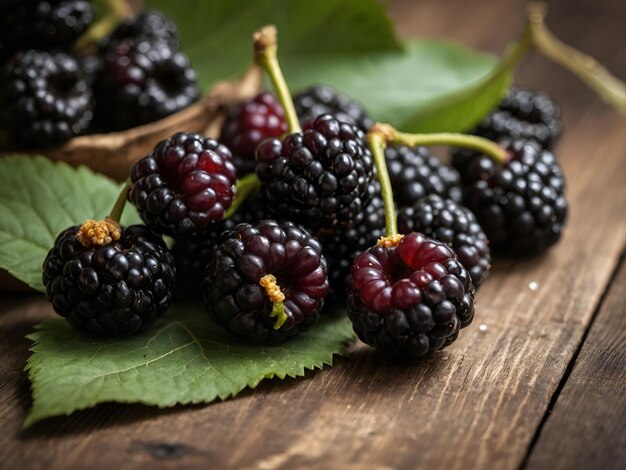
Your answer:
[145,0,510,133]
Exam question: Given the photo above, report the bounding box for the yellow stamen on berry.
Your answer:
[259,274,287,329]
[377,234,404,248]
[76,218,121,248]
[259,274,285,302]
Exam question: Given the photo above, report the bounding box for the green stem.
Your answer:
[495,17,533,82]
[392,130,509,164]
[108,180,130,223]
[368,122,511,236]
[367,131,398,237]
[527,3,626,112]
[254,26,302,134]
[75,0,133,50]
[223,173,261,219]
[270,301,287,330]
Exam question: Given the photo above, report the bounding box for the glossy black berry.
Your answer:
[204,220,329,343]
[294,84,373,132]
[0,0,94,62]
[172,195,272,300]
[42,225,175,336]
[77,52,102,87]
[386,145,463,207]
[0,50,93,148]
[94,41,199,131]
[347,232,475,357]
[398,195,491,289]
[129,132,237,237]
[471,87,562,149]
[256,114,374,229]
[219,93,287,175]
[320,182,386,300]
[102,11,179,51]
[453,139,568,255]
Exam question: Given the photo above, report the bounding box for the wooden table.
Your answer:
[1,0,624,468]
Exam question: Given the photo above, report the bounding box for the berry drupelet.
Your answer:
[42,221,175,336]
[171,195,272,300]
[294,85,373,133]
[347,233,475,357]
[219,93,287,175]
[0,0,94,61]
[77,52,102,87]
[471,87,562,149]
[453,139,567,255]
[128,132,237,237]
[203,220,329,343]
[320,182,386,300]
[95,40,199,131]
[386,145,463,207]
[0,50,93,148]
[101,10,179,51]
[256,114,374,230]
[398,195,491,289]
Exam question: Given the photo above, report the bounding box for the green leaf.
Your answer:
[143,0,511,132]
[283,40,511,132]
[25,304,354,427]
[145,0,401,90]
[0,156,140,292]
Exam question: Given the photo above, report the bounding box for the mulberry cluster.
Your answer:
[0,6,200,148]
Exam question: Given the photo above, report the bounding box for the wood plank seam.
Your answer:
[518,246,626,470]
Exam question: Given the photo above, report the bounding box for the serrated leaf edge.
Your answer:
[23,318,354,428]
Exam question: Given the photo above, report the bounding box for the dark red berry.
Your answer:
[128,132,237,237]
[0,50,93,148]
[398,195,491,289]
[256,114,374,230]
[95,41,199,131]
[453,139,567,255]
[42,224,175,336]
[203,220,329,343]
[220,92,288,175]
[347,233,475,357]
[171,195,272,300]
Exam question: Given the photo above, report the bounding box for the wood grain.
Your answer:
[0,1,625,469]
[524,255,626,470]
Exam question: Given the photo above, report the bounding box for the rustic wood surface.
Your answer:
[1,0,625,469]
[525,254,626,470]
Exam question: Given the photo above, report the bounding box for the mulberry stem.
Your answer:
[109,180,131,223]
[223,173,261,219]
[368,122,509,240]
[75,0,133,50]
[253,25,302,134]
[367,128,398,238]
[390,128,509,164]
[527,3,626,112]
